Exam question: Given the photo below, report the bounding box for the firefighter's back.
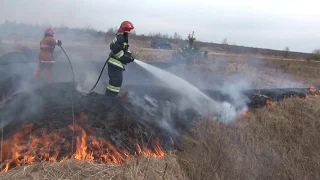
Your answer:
[38,36,57,62]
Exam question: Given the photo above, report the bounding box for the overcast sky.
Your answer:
[1,0,320,52]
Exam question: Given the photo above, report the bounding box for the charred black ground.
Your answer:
[0,81,166,148]
[0,74,318,138]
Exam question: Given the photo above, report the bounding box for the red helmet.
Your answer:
[45,28,54,36]
[118,21,134,33]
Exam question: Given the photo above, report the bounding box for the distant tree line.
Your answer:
[0,20,319,61]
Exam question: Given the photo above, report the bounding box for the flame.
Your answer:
[0,114,165,172]
[309,86,320,97]
[135,138,165,158]
[266,99,275,107]
[310,86,316,93]
[242,111,248,116]
[70,124,94,161]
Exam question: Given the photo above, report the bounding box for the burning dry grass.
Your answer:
[0,153,185,180]
[0,113,165,172]
[178,97,320,180]
[3,97,320,180]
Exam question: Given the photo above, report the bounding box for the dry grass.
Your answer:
[186,54,320,88]
[131,47,173,62]
[0,153,186,180]
[259,58,320,85]
[178,97,320,180]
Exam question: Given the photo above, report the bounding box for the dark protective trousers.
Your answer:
[33,62,54,81]
[105,63,123,97]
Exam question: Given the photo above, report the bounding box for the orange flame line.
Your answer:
[0,122,165,172]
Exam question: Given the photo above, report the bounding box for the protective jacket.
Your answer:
[34,35,61,81]
[38,36,58,63]
[107,33,133,69]
[105,33,134,97]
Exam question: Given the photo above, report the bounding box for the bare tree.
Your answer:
[222,38,228,45]
[173,32,182,40]
[284,46,290,58]
[312,49,320,60]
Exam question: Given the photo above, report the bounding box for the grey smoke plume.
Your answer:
[0,68,44,128]
[0,21,309,140]
[134,60,243,120]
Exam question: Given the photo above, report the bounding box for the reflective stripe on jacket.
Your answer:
[38,36,57,62]
[108,58,124,69]
[107,34,131,69]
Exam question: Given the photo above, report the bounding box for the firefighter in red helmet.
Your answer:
[33,28,62,81]
[105,21,135,97]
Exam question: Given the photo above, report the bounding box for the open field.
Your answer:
[1,35,320,87]
[0,27,320,180]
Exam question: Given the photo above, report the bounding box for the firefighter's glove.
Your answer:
[57,40,62,46]
[130,56,135,62]
[127,50,135,62]
[127,50,132,57]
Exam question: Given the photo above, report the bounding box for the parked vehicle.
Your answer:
[150,38,172,50]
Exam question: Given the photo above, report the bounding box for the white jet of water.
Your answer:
[135,60,237,121]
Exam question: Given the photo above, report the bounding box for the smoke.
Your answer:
[127,60,246,137]
[0,20,310,141]
[126,93,181,138]
[219,76,250,110]
[238,56,308,89]
[160,57,251,114]
[68,56,248,137]
[0,21,112,130]
[124,54,309,137]
[4,89,44,126]
[0,35,94,127]
[75,61,108,94]
[0,74,44,128]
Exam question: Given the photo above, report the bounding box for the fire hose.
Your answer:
[0,46,77,163]
[89,55,135,92]
[89,58,108,92]
[60,46,76,154]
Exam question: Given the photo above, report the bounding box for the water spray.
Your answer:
[134,60,238,121]
[87,59,240,120]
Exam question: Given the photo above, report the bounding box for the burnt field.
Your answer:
[0,50,320,177]
[0,73,319,171]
